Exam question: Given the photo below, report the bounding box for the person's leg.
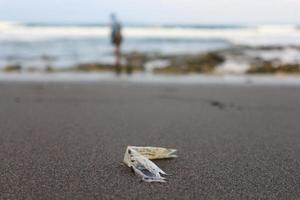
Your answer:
[115,45,121,74]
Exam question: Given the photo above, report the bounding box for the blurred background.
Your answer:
[1,2,300,198]
[0,0,300,76]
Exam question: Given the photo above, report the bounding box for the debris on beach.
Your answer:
[123,146,177,183]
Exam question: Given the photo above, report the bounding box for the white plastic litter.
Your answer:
[123,146,177,183]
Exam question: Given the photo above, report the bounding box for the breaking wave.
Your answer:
[1,21,300,46]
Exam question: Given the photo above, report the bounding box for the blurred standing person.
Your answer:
[110,14,123,74]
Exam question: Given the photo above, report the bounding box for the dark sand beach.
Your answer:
[0,81,299,199]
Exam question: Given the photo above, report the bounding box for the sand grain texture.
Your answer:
[0,82,299,199]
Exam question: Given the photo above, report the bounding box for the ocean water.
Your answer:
[1,21,300,69]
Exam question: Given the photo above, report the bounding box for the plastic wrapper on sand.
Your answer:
[123,146,177,183]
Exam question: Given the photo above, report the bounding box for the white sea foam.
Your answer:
[0,21,21,29]
[1,21,300,46]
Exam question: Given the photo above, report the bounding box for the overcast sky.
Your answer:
[0,0,299,24]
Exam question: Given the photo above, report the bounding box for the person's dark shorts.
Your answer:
[112,33,122,46]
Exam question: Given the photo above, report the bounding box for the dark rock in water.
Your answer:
[153,52,225,74]
[3,64,22,72]
[254,46,285,51]
[189,52,224,66]
[75,63,112,71]
[74,63,144,73]
[45,66,55,73]
[124,52,147,69]
[247,60,300,74]
[26,67,40,72]
[247,61,277,74]
[277,64,300,73]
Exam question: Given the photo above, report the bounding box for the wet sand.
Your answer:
[0,81,299,199]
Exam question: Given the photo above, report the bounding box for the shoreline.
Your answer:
[1,72,300,85]
[2,45,300,75]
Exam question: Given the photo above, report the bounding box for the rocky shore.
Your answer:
[2,45,300,75]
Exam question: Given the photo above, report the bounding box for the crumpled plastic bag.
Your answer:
[123,146,177,182]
